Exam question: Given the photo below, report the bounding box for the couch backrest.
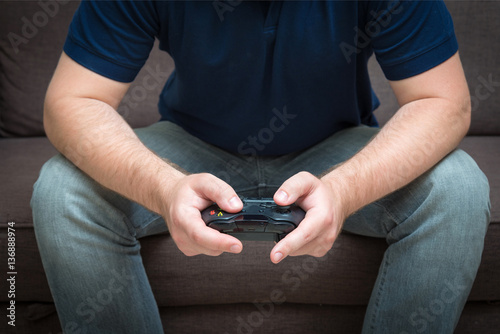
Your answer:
[0,0,170,137]
[0,1,81,137]
[447,0,500,135]
[1,1,498,138]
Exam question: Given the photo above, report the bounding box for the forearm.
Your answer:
[321,97,470,217]
[44,97,185,215]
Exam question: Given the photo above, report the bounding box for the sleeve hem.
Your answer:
[63,35,142,83]
[379,35,459,81]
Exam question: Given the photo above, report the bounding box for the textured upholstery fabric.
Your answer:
[459,137,500,222]
[0,137,57,223]
[0,0,169,137]
[447,1,500,135]
[0,1,80,136]
[371,1,500,135]
[2,301,499,334]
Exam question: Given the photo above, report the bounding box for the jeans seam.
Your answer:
[127,213,166,240]
[368,252,391,333]
[372,201,399,234]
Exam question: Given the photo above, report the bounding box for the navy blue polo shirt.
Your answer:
[64,0,458,155]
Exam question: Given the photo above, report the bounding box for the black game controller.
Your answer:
[201,197,305,242]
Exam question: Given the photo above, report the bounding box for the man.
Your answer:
[31,0,490,333]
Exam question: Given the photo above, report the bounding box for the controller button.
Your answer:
[276,206,291,214]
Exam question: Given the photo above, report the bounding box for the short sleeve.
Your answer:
[363,0,458,81]
[63,0,160,82]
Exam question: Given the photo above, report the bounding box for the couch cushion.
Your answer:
[2,216,499,306]
[2,301,500,334]
[0,137,57,223]
[140,223,500,308]
[140,234,383,307]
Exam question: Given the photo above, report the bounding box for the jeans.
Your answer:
[31,121,490,333]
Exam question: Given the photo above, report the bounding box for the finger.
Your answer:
[274,171,318,206]
[177,226,243,256]
[269,213,318,263]
[173,206,243,255]
[189,207,243,254]
[188,223,243,255]
[192,174,243,212]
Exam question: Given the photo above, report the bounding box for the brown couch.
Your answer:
[1,1,499,333]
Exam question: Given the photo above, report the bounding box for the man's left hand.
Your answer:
[270,171,346,263]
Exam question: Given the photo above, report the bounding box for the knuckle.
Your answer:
[189,230,203,244]
[311,243,330,257]
[174,238,197,256]
[220,184,235,196]
[173,238,192,255]
[297,171,317,184]
[169,230,183,245]
[300,230,314,244]
[170,212,182,227]
[187,173,213,189]
[199,173,234,199]
[313,249,328,258]
[206,250,224,257]
[298,171,314,179]
[324,233,337,246]
[183,250,199,257]
[167,202,185,222]
[286,171,318,194]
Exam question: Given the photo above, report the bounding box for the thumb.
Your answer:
[195,174,243,212]
[274,171,318,206]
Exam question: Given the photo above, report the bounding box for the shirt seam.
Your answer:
[66,34,143,72]
[377,34,454,69]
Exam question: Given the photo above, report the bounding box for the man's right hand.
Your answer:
[160,173,244,256]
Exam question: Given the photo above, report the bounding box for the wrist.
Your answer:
[320,168,358,219]
[151,162,187,216]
